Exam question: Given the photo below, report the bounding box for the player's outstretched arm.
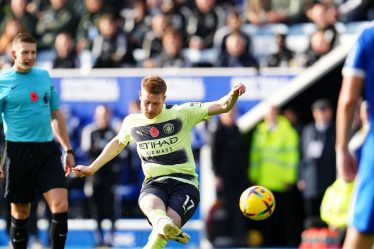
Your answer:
[73,137,126,177]
[207,83,246,116]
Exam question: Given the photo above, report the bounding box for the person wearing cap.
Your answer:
[298,98,336,227]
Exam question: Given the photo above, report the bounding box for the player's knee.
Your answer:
[11,203,31,219]
[49,200,68,213]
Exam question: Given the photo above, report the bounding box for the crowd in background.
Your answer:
[0,0,373,248]
[0,0,373,70]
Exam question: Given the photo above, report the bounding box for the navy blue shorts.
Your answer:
[139,177,200,226]
[3,141,67,204]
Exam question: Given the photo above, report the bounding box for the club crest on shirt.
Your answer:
[30,92,38,102]
[43,92,49,104]
[150,127,159,138]
[163,123,174,134]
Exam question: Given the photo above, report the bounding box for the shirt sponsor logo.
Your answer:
[139,137,178,150]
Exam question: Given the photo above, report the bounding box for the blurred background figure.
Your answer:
[208,108,248,247]
[249,105,301,246]
[80,105,120,247]
[304,30,334,67]
[0,0,37,37]
[76,0,113,53]
[265,32,297,67]
[0,18,25,70]
[52,32,80,69]
[298,99,336,228]
[155,27,191,67]
[216,31,258,68]
[142,13,170,60]
[92,14,135,68]
[214,9,253,56]
[35,0,79,66]
[244,0,306,26]
[187,0,226,48]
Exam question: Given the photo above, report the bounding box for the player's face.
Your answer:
[12,42,36,73]
[139,88,166,119]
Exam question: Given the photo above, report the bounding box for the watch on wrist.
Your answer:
[65,149,75,156]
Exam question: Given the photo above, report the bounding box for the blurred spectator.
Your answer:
[161,0,192,46]
[184,35,216,67]
[81,105,119,247]
[298,99,336,228]
[265,32,298,67]
[0,18,24,69]
[145,0,163,16]
[0,18,24,56]
[306,1,339,47]
[210,108,248,247]
[122,0,152,50]
[155,27,191,67]
[213,9,253,56]
[52,32,80,68]
[0,0,37,37]
[244,0,306,26]
[142,13,170,60]
[327,0,374,22]
[304,30,334,67]
[249,105,300,246]
[216,31,259,68]
[187,0,226,48]
[76,0,113,52]
[35,0,78,51]
[91,14,135,68]
[282,107,303,134]
[114,100,144,218]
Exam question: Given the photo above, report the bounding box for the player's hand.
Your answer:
[72,165,94,177]
[232,83,246,97]
[63,153,75,176]
[336,147,357,182]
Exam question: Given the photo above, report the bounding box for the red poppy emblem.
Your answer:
[150,127,159,138]
[30,92,38,102]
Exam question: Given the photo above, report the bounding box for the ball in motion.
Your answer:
[239,186,275,220]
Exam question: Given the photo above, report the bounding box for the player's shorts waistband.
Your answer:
[144,173,195,184]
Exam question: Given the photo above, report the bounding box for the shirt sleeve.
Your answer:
[46,70,59,111]
[342,29,368,79]
[117,116,132,145]
[179,102,211,128]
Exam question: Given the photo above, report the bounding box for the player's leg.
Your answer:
[43,188,68,249]
[165,207,190,244]
[3,142,37,249]
[167,181,200,244]
[10,203,31,249]
[343,227,374,249]
[139,194,169,249]
[39,141,69,249]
